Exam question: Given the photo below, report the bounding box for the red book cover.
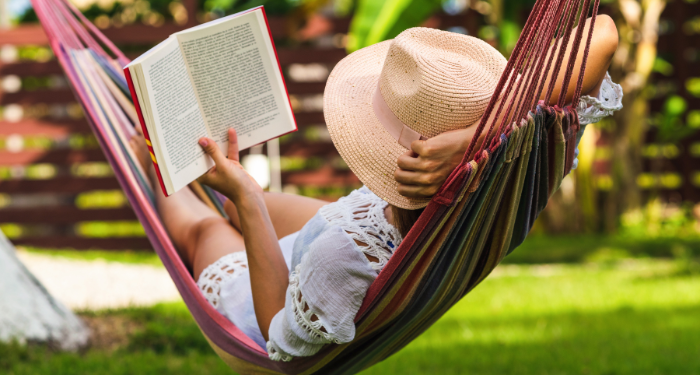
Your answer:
[123,67,169,196]
[259,6,298,136]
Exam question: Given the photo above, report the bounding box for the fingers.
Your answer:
[134,125,143,135]
[199,137,227,166]
[397,150,439,172]
[410,139,430,157]
[397,150,423,171]
[227,128,239,162]
[394,168,445,189]
[396,183,438,199]
[394,169,429,186]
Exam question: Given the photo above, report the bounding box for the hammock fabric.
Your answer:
[30,0,598,372]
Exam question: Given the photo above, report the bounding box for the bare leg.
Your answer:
[129,132,328,277]
[130,134,246,279]
[224,193,329,239]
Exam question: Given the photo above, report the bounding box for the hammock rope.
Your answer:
[29,0,599,372]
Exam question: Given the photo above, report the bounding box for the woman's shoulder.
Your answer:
[318,186,392,235]
[316,186,402,270]
[319,186,385,219]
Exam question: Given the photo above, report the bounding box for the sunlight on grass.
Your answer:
[19,247,162,266]
[362,260,700,375]
[2,260,698,374]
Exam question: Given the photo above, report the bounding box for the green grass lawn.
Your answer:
[3,258,699,375]
[364,260,700,375]
[20,246,163,266]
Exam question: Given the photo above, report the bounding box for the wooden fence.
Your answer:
[0,8,477,250]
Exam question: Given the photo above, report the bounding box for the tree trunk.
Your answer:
[0,232,89,351]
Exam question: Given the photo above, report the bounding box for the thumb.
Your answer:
[410,139,428,157]
[199,137,227,166]
[227,128,240,162]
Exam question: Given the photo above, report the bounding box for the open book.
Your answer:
[124,6,296,196]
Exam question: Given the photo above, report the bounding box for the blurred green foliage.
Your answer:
[75,190,128,209]
[508,235,700,264]
[75,221,146,238]
[653,95,697,144]
[202,0,297,17]
[348,0,443,52]
[18,0,306,25]
[687,77,700,97]
[652,56,674,76]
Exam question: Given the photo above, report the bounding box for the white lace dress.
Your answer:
[196,187,401,361]
[572,72,623,169]
[196,73,623,362]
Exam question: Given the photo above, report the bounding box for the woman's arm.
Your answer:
[395,15,619,199]
[197,129,288,340]
[541,15,618,105]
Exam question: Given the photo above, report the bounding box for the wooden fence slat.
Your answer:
[1,81,327,104]
[0,119,92,136]
[0,48,344,77]
[1,18,352,46]
[0,25,49,45]
[0,149,106,165]
[292,112,325,125]
[0,61,65,75]
[11,236,152,250]
[0,206,137,223]
[1,24,184,45]
[282,165,359,185]
[1,90,77,105]
[280,142,339,157]
[276,48,346,65]
[285,81,327,95]
[0,177,121,193]
[0,59,332,95]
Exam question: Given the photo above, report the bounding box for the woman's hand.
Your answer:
[199,129,286,341]
[394,127,478,199]
[197,128,262,202]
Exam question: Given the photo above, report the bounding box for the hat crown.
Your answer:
[377,28,507,138]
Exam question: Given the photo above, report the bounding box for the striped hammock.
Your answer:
[29,0,599,372]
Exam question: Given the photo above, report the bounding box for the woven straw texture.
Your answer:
[324,27,507,209]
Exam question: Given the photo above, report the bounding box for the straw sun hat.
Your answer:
[324,27,507,209]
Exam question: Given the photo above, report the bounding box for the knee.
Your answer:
[190,217,229,244]
[182,217,231,261]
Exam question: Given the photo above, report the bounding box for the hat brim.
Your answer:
[324,40,430,210]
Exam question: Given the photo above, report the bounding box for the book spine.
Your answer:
[123,67,170,197]
[260,6,298,134]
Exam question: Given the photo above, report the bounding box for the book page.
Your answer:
[175,8,296,152]
[138,38,214,193]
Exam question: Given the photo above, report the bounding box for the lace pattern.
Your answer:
[577,72,623,125]
[318,186,402,270]
[267,341,292,362]
[276,187,402,357]
[197,252,248,308]
[290,264,342,343]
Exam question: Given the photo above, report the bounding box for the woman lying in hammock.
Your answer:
[130,16,621,361]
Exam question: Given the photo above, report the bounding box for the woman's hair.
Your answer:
[391,205,425,238]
